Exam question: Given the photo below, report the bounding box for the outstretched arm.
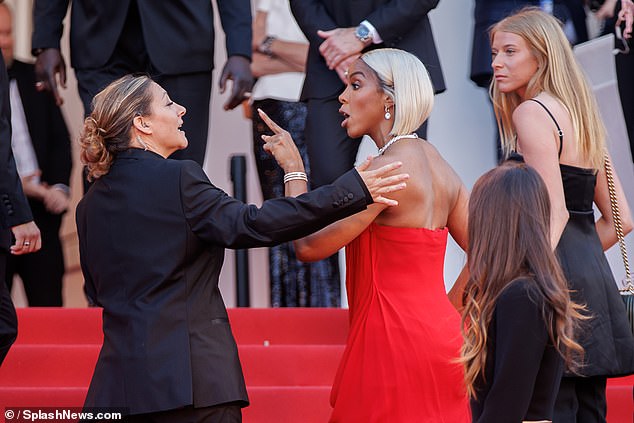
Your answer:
[258,109,408,261]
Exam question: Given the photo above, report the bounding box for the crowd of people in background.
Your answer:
[0,0,633,422]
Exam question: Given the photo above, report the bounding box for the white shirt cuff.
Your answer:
[361,20,383,44]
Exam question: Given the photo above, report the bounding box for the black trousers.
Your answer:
[5,206,63,306]
[304,95,428,188]
[554,376,607,423]
[0,248,18,365]
[74,1,212,166]
[120,404,241,423]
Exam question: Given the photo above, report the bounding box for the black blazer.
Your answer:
[471,278,564,422]
[0,56,32,250]
[76,149,373,414]
[31,0,252,74]
[290,0,446,100]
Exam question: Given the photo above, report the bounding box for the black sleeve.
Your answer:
[475,280,549,423]
[31,0,70,52]
[0,55,32,232]
[217,0,252,59]
[289,0,338,47]
[365,0,440,42]
[45,87,72,186]
[179,161,372,249]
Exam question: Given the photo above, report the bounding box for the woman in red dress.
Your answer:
[260,48,470,422]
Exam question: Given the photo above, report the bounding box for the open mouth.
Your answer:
[339,109,350,128]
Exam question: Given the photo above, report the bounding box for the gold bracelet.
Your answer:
[283,171,308,184]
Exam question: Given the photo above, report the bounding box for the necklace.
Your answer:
[376,134,419,155]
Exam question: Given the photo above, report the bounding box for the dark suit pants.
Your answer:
[120,404,241,423]
[74,1,212,166]
[5,210,63,306]
[554,376,607,423]
[305,95,427,188]
[0,249,17,365]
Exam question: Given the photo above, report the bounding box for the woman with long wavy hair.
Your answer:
[462,161,584,423]
[489,8,634,421]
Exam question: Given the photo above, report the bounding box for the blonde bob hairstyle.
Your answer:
[80,74,154,181]
[360,48,434,137]
[490,8,606,169]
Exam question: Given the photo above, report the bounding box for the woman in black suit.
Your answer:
[76,74,408,422]
[461,161,584,422]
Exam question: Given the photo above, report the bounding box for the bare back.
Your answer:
[372,138,464,231]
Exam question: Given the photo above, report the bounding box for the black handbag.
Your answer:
[604,154,634,333]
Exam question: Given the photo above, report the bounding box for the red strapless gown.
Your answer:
[329,223,470,423]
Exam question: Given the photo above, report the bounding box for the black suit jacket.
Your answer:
[31,0,251,74]
[0,56,32,250]
[290,0,446,100]
[471,278,564,422]
[76,149,372,414]
[8,60,71,232]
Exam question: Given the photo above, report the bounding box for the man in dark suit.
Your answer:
[0,0,41,365]
[0,2,71,306]
[31,0,253,166]
[290,0,445,188]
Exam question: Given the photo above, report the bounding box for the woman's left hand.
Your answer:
[258,108,305,173]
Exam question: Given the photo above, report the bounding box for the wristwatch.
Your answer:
[354,23,371,44]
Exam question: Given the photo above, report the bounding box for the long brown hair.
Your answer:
[461,161,584,398]
[80,74,153,180]
[490,8,606,169]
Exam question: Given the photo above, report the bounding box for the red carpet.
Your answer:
[0,308,631,422]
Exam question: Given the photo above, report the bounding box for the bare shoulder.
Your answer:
[422,141,461,185]
[512,99,547,127]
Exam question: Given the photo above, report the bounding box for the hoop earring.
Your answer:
[384,105,391,120]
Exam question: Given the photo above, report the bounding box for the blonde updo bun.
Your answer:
[79,75,153,180]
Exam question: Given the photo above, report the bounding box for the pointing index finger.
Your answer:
[257,108,284,134]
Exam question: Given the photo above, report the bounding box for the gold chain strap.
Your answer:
[604,153,633,293]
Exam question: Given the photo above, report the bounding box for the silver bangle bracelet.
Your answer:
[283,171,308,184]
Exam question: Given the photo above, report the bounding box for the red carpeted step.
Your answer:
[0,386,332,422]
[14,308,349,346]
[228,308,349,345]
[5,308,632,423]
[0,387,88,407]
[15,308,102,344]
[0,345,99,387]
[240,345,343,386]
[0,344,343,388]
[244,386,332,423]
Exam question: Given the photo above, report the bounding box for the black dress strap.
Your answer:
[529,98,564,158]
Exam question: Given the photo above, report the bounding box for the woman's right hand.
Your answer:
[258,108,305,173]
[356,156,409,206]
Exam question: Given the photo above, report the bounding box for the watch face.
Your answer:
[355,25,370,41]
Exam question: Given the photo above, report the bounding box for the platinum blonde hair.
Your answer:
[360,48,434,136]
